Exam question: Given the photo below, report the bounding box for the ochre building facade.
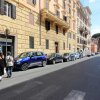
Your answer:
[0,0,91,57]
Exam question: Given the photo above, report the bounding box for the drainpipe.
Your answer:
[39,0,41,45]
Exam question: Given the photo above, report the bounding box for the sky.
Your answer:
[80,0,100,35]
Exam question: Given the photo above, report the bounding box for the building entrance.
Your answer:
[55,42,59,53]
[0,34,15,57]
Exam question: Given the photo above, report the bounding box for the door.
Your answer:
[56,54,62,62]
[55,42,59,53]
[2,46,12,57]
[35,52,44,65]
[29,52,37,66]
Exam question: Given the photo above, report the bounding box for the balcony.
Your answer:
[79,26,85,33]
[41,8,70,30]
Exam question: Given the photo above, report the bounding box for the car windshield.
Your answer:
[17,52,30,58]
[64,53,69,56]
[70,53,74,56]
[48,53,55,58]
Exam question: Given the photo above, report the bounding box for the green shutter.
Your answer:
[11,4,16,19]
[0,0,5,15]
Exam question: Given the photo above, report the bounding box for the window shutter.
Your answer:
[0,0,5,15]
[46,39,49,49]
[11,4,16,19]
[29,36,34,48]
[45,20,50,31]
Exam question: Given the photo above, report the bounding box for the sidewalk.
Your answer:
[0,55,99,90]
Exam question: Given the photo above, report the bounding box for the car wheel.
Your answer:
[67,59,69,62]
[52,60,55,64]
[42,61,46,67]
[21,63,29,71]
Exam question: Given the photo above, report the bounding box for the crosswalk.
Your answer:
[64,90,86,100]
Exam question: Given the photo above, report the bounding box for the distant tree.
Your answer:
[92,33,100,38]
[92,33,100,51]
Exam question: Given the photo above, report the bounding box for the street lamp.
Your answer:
[5,28,10,57]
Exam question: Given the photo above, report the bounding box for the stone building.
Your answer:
[0,0,77,57]
[91,38,98,53]
[76,1,92,53]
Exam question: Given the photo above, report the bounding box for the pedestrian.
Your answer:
[6,52,14,78]
[0,52,5,81]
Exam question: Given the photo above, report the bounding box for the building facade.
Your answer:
[0,0,78,57]
[91,38,98,53]
[76,1,92,53]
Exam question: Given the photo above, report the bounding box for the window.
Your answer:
[77,37,79,43]
[45,20,50,31]
[46,0,49,9]
[0,1,16,19]
[29,13,34,25]
[69,44,71,50]
[55,25,59,34]
[63,29,66,35]
[29,36,34,48]
[46,39,49,49]
[63,16,67,21]
[63,0,66,9]
[32,0,36,5]
[69,33,71,38]
[4,2,11,17]
[69,8,71,14]
[27,0,36,5]
[69,0,71,3]
[63,42,65,50]
[73,2,75,8]
[56,10,60,17]
[73,34,75,39]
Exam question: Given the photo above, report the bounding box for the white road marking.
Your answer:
[64,90,86,100]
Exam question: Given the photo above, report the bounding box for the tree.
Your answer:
[92,33,100,51]
[92,33,100,38]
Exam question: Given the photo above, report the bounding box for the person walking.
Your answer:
[6,52,14,78]
[0,52,5,81]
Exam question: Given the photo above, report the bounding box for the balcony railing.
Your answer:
[41,8,70,30]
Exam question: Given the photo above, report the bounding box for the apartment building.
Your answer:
[0,0,78,56]
[76,1,92,53]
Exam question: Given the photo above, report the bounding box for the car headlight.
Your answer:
[49,57,54,60]
[16,59,22,64]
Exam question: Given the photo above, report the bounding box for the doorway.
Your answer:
[2,46,13,57]
[0,34,15,57]
[55,42,59,53]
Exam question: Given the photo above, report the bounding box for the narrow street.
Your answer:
[0,56,100,100]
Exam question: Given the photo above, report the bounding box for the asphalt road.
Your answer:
[0,56,100,100]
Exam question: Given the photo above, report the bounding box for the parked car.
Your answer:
[78,52,83,58]
[91,53,95,56]
[47,53,63,64]
[63,53,70,62]
[14,51,47,71]
[95,52,100,55]
[69,53,76,61]
[75,53,80,59]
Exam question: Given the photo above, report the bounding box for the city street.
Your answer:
[0,55,100,100]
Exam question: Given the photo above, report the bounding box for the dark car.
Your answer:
[63,53,70,62]
[47,53,63,64]
[14,51,47,71]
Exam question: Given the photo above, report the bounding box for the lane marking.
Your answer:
[64,90,86,100]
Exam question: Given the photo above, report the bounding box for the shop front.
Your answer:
[0,34,15,57]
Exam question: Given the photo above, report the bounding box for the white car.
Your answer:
[75,53,80,59]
